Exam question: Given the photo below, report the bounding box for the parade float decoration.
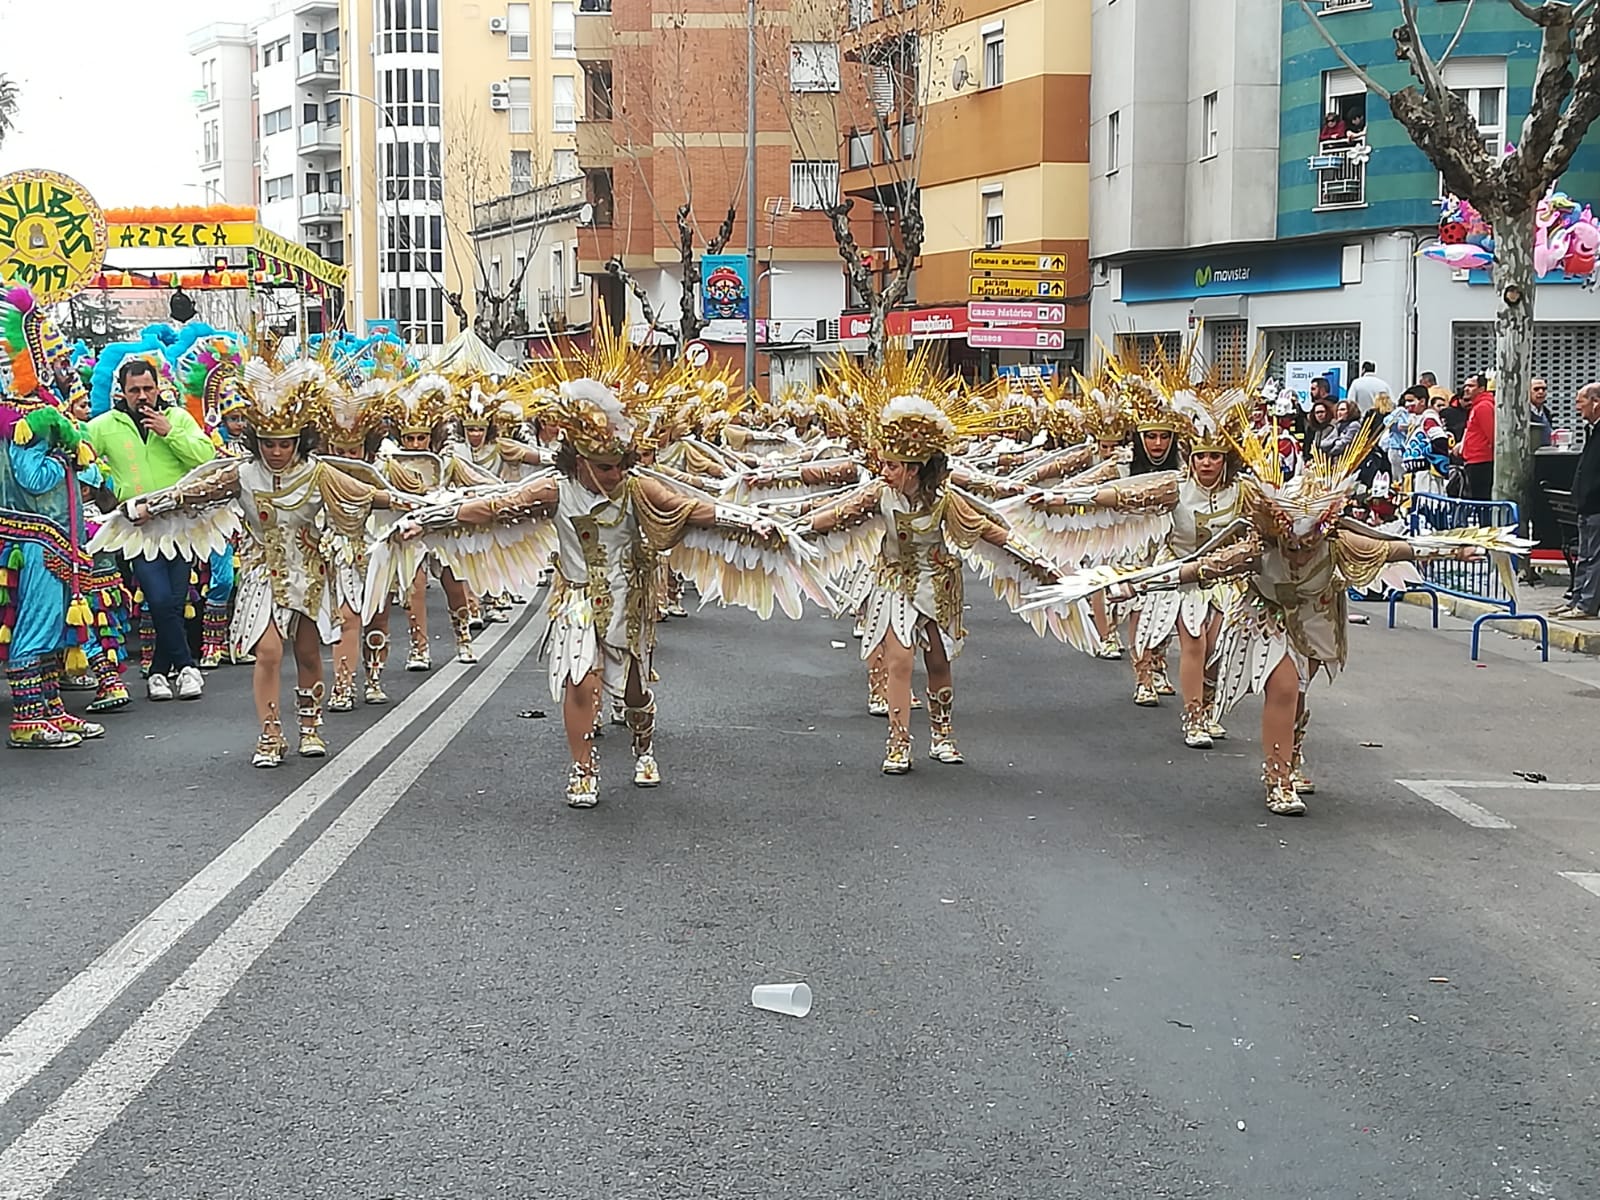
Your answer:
[0,170,109,304]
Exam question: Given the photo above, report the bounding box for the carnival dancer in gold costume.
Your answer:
[369,325,830,809]
[799,350,1094,774]
[1024,417,1530,816]
[92,343,413,767]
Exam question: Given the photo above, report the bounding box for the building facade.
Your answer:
[189,23,258,207]
[1090,0,1600,436]
[574,0,854,392]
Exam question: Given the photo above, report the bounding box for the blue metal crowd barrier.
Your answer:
[1384,492,1548,661]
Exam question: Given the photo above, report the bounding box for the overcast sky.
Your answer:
[0,0,262,207]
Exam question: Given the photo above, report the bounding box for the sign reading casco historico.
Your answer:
[1119,244,1344,304]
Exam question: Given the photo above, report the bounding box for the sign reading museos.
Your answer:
[1120,244,1344,303]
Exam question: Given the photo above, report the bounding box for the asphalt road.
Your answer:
[2,584,1598,1199]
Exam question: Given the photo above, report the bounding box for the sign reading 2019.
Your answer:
[0,170,108,304]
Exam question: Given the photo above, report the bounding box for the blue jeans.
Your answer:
[132,554,196,674]
[1575,513,1600,616]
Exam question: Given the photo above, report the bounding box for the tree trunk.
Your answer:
[1488,206,1535,518]
[866,305,887,368]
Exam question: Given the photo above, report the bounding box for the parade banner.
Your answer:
[108,221,257,250]
[254,225,348,291]
[700,253,750,320]
[0,169,108,303]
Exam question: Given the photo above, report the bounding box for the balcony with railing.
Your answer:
[1311,135,1368,210]
[299,192,346,222]
[298,121,341,155]
[297,49,340,84]
[840,117,918,198]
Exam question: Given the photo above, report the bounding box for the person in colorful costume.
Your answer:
[370,325,831,809]
[91,341,414,768]
[0,287,112,747]
[798,350,1094,775]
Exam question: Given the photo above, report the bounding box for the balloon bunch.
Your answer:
[1416,187,1599,283]
[1534,186,1599,281]
[1417,195,1496,270]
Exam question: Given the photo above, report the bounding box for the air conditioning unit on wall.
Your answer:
[490,96,511,111]
[489,16,508,32]
[489,80,511,96]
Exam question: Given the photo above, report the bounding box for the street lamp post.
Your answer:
[743,0,758,395]
[332,88,416,337]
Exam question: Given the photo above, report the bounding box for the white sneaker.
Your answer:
[147,673,173,702]
[175,665,204,700]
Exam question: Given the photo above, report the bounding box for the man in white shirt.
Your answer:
[1348,361,1393,415]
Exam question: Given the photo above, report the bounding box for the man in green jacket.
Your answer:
[85,358,216,702]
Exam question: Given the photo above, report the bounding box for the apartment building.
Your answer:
[189,23,257,207]
[574,0,853,391]
[338,0,584,349]
[834,0,1092,378]
[1089,0,1600,432]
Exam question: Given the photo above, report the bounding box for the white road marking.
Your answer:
[0,616,541,1200]
[1558,872,1600,899]
[1395,780,1517,829]
[1396,779,1600,830]
[0,613,525,1116]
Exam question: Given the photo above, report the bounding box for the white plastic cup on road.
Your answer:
[751,981,812,1018]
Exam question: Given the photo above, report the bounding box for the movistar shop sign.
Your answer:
[1122,244,1344,303]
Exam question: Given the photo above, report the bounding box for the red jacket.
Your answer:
[1461,393,1495,464]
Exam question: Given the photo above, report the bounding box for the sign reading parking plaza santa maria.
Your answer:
[1119,244,1344,303]
[969,276,1067,299]
[0,169,108,303]
[969,251,1067,274]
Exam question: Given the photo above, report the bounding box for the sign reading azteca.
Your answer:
[0,169,108,303]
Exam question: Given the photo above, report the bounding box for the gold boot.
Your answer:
[1290,705,1315,795]
[327,655,357,713]
[881,727,912,775]
[1181,700,1214,750]
[252,705,286,769]
[1132,654,1160,707]
[1264,752,1305,816]
[363,630,389,705]
[926,686,964,764]
[867,659,889,716]
[450,607,478,664]
[566,756,599,808]
[404,611,431,672]
[624,692,661,787]
[1203,682,1227,740]
[295,687,327,758]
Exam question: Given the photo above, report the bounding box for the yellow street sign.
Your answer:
[968,275,1067,299]
[969,251,1067,274]
[0,169,107,303]
[109,221,258,250]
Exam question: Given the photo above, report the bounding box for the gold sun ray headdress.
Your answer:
[232,324,331,438]
[393,371,455,436]
[1226,401,1382,545]
[824,342,1027,464]
[1069,358,1135,445]
[521,312,661,461]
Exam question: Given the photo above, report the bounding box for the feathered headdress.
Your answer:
[523,315,658,461]
[825,343,1024,464]
[0,286,64,404]
[1228,406,1381,546]
[457,377,514,430]
[1068,361,1135,445]
[237,353,331,439]
[176,335,245,427]
[394,372,454,435]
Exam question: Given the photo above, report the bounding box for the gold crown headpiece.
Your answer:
[525,314,659,461]
[457,377,512,429]
[1069,361,1135,445]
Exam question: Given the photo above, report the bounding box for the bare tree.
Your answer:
[1300,0,1600,509]
[441,103,562,351]
[0,75,17,150]
[768,0,951,364]
[600,0,749,350]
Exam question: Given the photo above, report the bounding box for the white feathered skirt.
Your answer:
[858,578,961,660]
[538,581,632,702]
[1133,580,1241,656]
[229,567,338,657]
